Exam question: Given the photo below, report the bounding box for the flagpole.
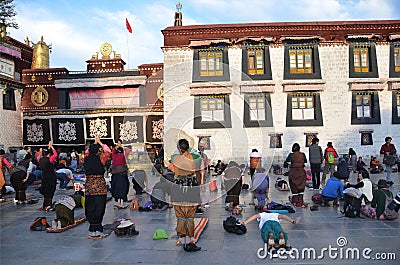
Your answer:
[126,30,130,69]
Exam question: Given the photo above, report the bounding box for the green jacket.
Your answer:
[371,189,393,218]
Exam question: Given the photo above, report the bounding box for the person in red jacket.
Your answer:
[322,142,339,186]
[0,149,12,202]
[380,136,396,186]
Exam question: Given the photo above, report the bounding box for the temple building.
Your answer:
[21,42,163,153]
[0,26,32,151]
[162,16,400,163]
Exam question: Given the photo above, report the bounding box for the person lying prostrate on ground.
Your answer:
[321,172,344,207]
[345,170,373,205]
[275,177,289,191]
[241,212,301,247]
[371,179,394,220]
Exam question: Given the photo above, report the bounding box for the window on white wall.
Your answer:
[356,94,372,119]
[291,95,314,120]
[200,96,225,122]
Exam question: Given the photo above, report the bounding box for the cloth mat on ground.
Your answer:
[176,218,208,245]
[263,209,289,214]
[46,213,86,233]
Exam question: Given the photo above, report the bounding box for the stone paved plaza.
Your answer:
[0,167,399,265]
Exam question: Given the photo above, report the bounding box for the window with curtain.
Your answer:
[199,49,223,77]
[289,46,313,74]
[291,94,314,120]
[356,93,372,118]
[200,96,225,122]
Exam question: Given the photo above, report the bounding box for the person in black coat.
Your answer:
[39,142,58,211]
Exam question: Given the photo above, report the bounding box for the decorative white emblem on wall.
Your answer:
[119,121,138,141]
[152,119,163,140]
[89,118,108,138]
[59,121,77,142]
[27,123,44,142]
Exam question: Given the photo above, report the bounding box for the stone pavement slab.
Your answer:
[1,170,399,264]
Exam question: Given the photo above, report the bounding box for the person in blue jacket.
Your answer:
[321,171,344,207]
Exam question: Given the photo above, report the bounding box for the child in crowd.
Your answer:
[356,157,367,172]
[252,168,269,211]
[321,172,344,206]
[241,212,301,247]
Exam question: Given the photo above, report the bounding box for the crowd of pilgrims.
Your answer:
[0,135,399,251]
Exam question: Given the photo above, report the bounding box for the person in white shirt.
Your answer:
[241,212,301,247]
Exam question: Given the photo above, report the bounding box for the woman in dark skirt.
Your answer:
[224,161,242,210]
[39,142,58,211]
[285,143,308,208]
[10,154,33,204]
[84,135,111,238]
[110,139,130,208]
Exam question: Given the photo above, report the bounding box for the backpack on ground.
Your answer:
[30,217,50,231]
[327,152,335,164]
[342,194,362,218]
[223,216,247,235]
[383,192,399,220]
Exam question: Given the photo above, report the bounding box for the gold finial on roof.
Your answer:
[174,2,182,26]
[32,36,51,69]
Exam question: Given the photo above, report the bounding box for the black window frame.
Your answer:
[192,46,230,83]
[283,43,322,80]
[194,94,232,129]
[3,88,16,111]
[269,134,282,148]
[305,133,318,147]
[360,132,373,146]
[392,91,400,124]
[349,41,378,78]
[286,92,323,127]
[389,42,400,78]
[351,91,381,125]
[241,44,272,81]
[243,93,273,127]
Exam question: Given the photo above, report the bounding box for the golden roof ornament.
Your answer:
[32,36,52,69]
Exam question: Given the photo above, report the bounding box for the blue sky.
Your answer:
[9,0,400,70]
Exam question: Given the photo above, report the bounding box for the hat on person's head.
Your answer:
[89,144,99,155]
[117,220,134,228]
[378,179,388,188]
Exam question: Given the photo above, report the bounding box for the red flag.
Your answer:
[126,18,132,34]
